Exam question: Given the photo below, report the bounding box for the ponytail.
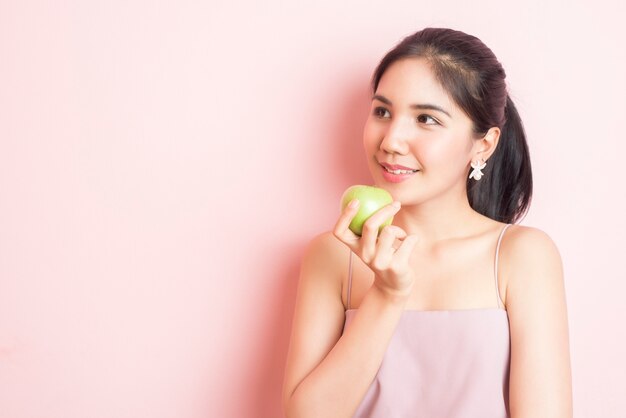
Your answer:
[467,95,533,224]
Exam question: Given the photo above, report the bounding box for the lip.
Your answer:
[379,162,418,171]
[379,163,419,183]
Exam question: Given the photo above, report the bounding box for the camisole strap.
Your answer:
[347,250,354,310]
[495,223,513,309]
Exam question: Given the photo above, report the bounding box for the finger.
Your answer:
[393,234,420,266]
[376,225,406,252]
[333,198,360,234]
[364,201,402,229]
[360,202,402,258]
[378,224,398,247]
[386,225,407,240]
[379,225,408,250]
[371,226,400,268]
[333,199,361,246]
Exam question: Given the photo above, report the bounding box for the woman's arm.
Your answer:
[505,226,573,417]
[281,231,408,418]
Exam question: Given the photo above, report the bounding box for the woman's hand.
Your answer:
[333,199,420,302]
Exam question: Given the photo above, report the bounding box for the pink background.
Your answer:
[1,1,624,417]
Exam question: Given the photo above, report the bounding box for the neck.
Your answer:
[393,190,485,247]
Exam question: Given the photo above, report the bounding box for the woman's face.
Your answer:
[363,57,480,205]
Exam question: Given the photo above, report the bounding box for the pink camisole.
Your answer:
[342,223,513,417]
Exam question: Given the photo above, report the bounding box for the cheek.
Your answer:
[414,136,469,169]
[362,119,381,150]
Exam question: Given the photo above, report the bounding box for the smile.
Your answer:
[382,166,418,175]
[380,165,419,184]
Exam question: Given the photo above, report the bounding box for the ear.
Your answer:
[472,127,501,161]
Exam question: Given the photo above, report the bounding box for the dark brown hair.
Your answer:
[371,28,532,224]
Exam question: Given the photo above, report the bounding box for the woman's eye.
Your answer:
[417,114,439,125]
[373,107,390,118]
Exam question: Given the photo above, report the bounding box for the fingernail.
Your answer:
[392,201,401,209]
[349,199,360,209]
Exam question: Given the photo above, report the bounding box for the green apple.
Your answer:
[340,185,394,236]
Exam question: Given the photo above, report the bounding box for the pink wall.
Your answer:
[1,1,624,417]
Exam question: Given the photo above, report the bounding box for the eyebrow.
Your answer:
[372,94,452,118]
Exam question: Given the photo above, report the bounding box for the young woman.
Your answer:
[282,28,572,418]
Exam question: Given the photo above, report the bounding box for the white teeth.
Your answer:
[384,167,417,175]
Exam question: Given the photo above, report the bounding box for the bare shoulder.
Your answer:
[297,230,351,307]
[503,223,560,251]
[304,230,348,261]
[501,224,562,272]
[301,231,349,279]
[500,224,565,307]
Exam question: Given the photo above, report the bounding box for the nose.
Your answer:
[380,117,411,154]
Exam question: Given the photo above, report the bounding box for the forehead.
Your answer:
[376,58,457,115]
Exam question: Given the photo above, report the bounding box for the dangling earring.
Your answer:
[469,159,487,180]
